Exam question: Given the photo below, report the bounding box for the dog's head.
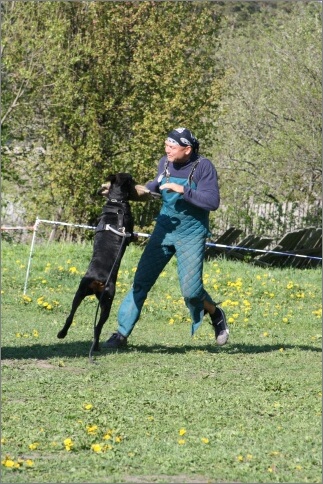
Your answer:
[98,173,160,201]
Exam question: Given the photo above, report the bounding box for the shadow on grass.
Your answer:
[1,340,321,360]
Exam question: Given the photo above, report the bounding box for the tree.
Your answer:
[1,1,223,228]
[212,1,322,211]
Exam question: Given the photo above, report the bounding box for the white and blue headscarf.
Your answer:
[166,127,199,153]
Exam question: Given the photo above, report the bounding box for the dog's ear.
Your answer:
[97,182,111,197]
[116,173,132,185]
[107,174,116,183]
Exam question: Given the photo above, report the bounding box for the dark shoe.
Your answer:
[102,332,128,349]
[210,306,229,346]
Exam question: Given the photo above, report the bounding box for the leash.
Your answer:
[88,233,130,363]
[96,224,132,238]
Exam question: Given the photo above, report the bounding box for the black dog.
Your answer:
[57,173,158,353]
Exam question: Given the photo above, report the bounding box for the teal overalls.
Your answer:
[117,160,216,336]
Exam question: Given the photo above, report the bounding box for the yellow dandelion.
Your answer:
[169,318,175,325]
[103,444,113,451]
[178,439,186,445]
[83,403,93,410]
[25,459,34,467]
[33,330,39,337]
[91,444,102,453]
[295,465,302,470]
[178,428,186,436]
[2,458,15,467]
[63,438,73,451]
[263,332,269,337]
[28,442,39,450]
[86,424,98,434]
[237,455,244,462]
[103,433,112,440]
[201,437,209,444]
[115,436,122,443]
[246,454,253,460]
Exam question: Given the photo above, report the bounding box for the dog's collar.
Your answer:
[107,198,128,203]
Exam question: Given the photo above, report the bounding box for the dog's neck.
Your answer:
[106,197,129,204]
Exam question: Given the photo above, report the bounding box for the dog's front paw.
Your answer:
[97,182,111,197]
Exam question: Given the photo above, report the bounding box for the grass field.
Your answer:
[1,240,322,483]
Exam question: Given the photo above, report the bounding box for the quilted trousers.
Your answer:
[117,227,215,337]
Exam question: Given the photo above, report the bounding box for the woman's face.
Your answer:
[164,141,192,163]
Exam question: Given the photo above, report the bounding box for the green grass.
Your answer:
[1,240,322,483]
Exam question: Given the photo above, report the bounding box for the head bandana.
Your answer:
[166,127,199,153]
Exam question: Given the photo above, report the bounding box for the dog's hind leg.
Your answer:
[91,283,115,351]
[57,279,93,339]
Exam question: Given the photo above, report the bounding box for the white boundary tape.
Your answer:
[18,218,322,295]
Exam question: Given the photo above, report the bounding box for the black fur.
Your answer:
[57,173,137,351]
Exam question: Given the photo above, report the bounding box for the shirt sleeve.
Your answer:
[183,158,220,211]
[145,158,165,193]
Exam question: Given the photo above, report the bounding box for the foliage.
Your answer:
[1,241,322,483]
[2,2,321,235]
[213,1,322,209]
[1,1,222,226]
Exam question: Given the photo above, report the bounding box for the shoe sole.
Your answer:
[101,343,127,350]
[216,330,229,346]
[212,307,229,345]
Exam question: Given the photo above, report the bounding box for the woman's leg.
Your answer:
[175,234,210,335]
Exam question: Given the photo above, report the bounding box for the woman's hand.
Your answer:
[159,182,184,194]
